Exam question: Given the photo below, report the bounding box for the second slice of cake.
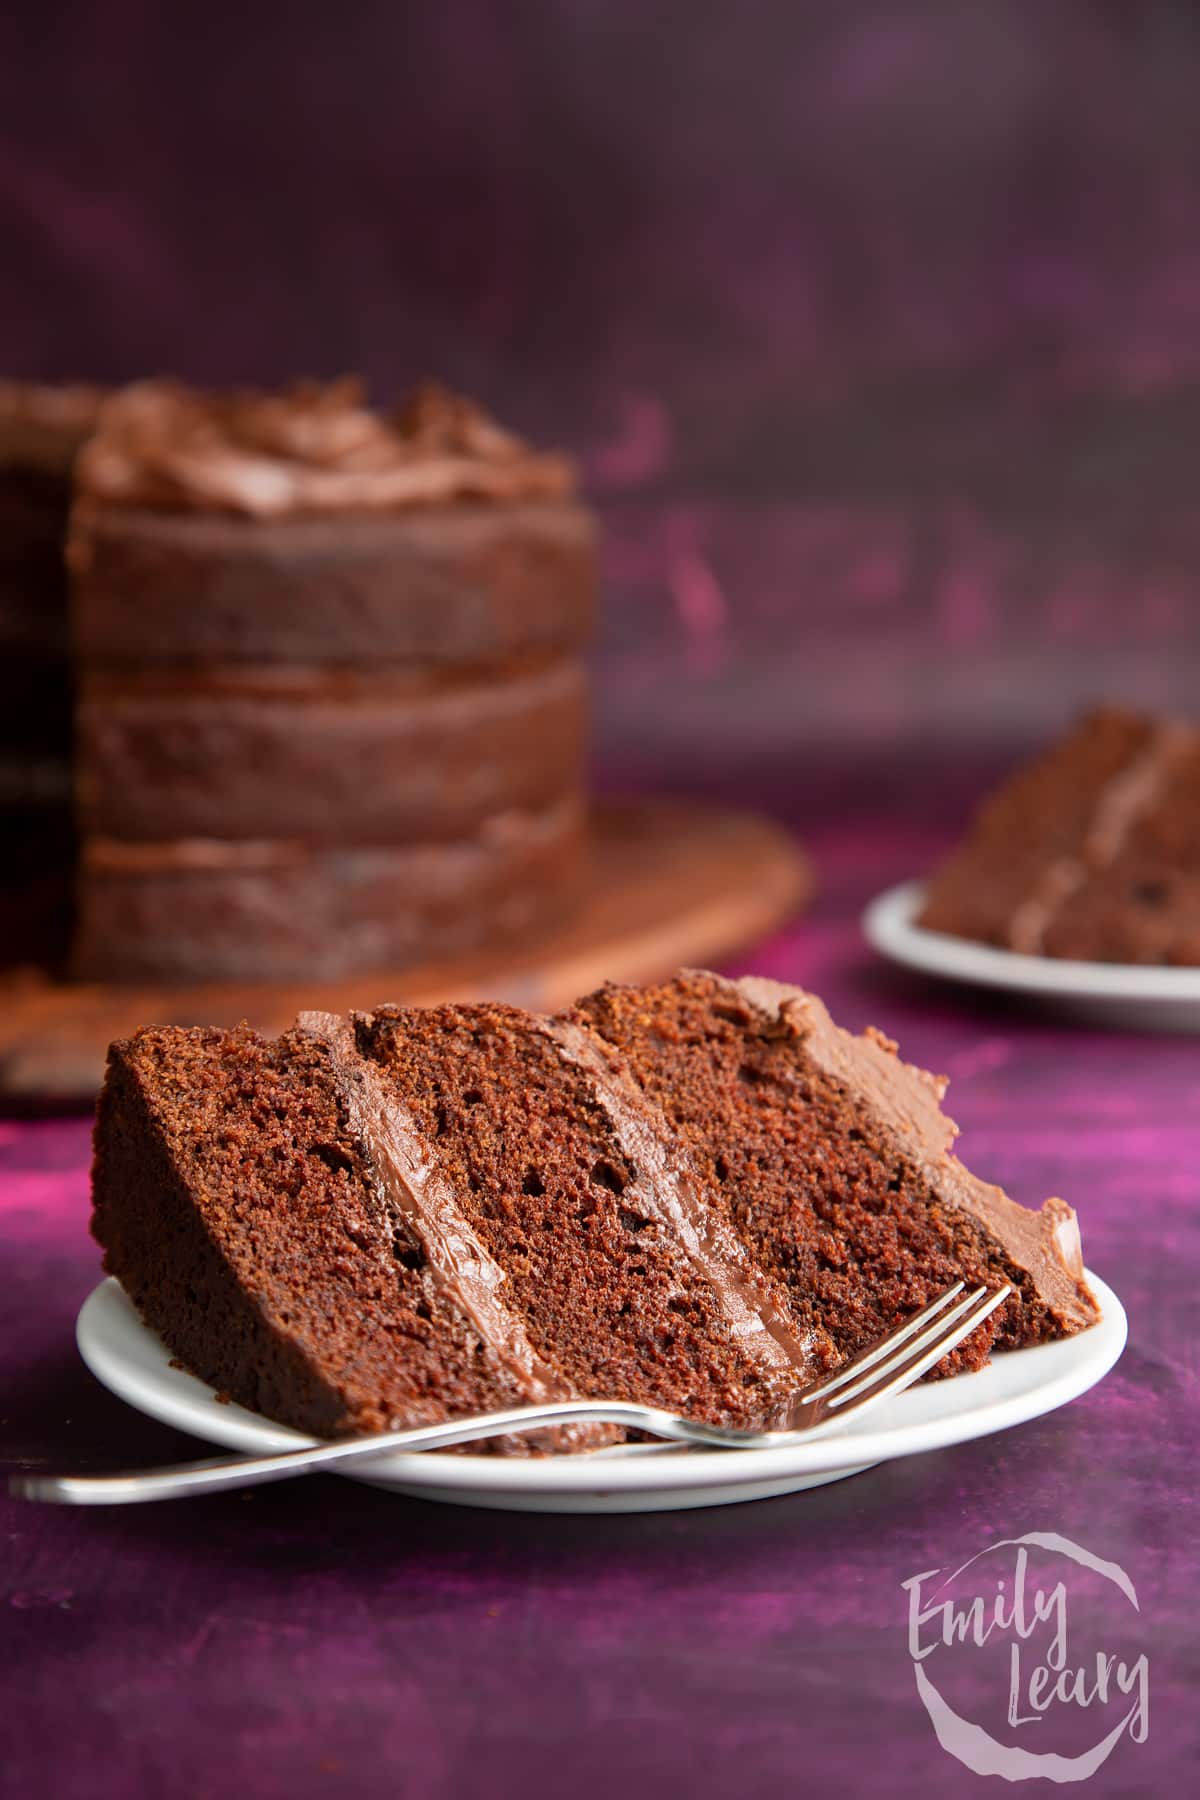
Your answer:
[918,707,1200,964]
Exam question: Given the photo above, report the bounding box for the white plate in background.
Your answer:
[77,1273,1125,1514]
[864,879,1200,1032]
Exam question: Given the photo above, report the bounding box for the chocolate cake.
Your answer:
[73,800,582,985]
[0,381,106,963]
[91,971,1097,1444]
[919,707,1200,963]
[69,378,595,983]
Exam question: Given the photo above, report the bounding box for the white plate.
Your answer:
[76,1274,1126,1514]
[864,880,1200,1032]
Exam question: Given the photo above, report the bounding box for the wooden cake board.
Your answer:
[0,797,811,1106]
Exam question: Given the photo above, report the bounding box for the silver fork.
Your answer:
[10,1281,1009,1505]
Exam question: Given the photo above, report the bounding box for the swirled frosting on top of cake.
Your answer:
[75,378,575,517]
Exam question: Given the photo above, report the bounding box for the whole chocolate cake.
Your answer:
[0,381,106,963]
[91,970,1098,1443]
[919,707,1200,964]
[69,378,595,982]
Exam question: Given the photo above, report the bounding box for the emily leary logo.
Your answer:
[902,1532,1149,1783]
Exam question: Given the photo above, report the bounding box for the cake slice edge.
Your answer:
[728,973,1098,1336]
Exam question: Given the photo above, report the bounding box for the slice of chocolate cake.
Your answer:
[92,1020,528,1440]
[919,707,1200,964]
[91,973,1097,1446]
[567,972,1097,1377]
[93,1000,826,1442]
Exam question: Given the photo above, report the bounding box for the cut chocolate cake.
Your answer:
[919,707,1200,964]
[567,973,1095,1373]
[91,973,1097,1445]
[69,377,595,983]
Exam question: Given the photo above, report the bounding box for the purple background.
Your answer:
[3,7,1199,1794]
[5,1,1200,757]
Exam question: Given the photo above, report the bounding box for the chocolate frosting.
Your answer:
[298,1010,604,1452]
[720,974,1098,1332]
[81,794,581,872]
[539,1018,827,1409]
[75,377,575,517]
[79,653,577,706]
[0,380,107,471]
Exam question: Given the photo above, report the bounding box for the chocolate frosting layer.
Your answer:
[76,378,575,517]
[298,1011,598,1452]
[81,794,582,872]
[539,1018,827,1412]
[721,974,1099,1332]
[79,652,578,706]
[0,380,107,471]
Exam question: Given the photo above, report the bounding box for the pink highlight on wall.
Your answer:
[670,544,728,678]
[845,543,908,609]
[1138,581,1184,636]
[586,391,673,490]
[670,545,726,639]
[937,567,992,649]
[935,508,1017,649]
[632,507,731,677]
[1045,563,1112,642]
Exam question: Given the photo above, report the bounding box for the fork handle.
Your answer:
[7,1400,698,1505]
[12,1283,1010,1504]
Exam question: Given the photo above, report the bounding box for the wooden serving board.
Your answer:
[0,797,811,1106]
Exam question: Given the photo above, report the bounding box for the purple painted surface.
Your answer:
[2,759,1196,1798]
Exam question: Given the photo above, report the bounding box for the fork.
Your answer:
[10,1281,1010,1505]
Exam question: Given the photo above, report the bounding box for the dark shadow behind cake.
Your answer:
[0,382,107,967]
[67,377,597,983]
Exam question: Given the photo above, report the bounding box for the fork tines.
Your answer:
[804,1281,1013,1423]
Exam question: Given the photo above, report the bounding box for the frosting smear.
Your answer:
[76,377,575,516]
